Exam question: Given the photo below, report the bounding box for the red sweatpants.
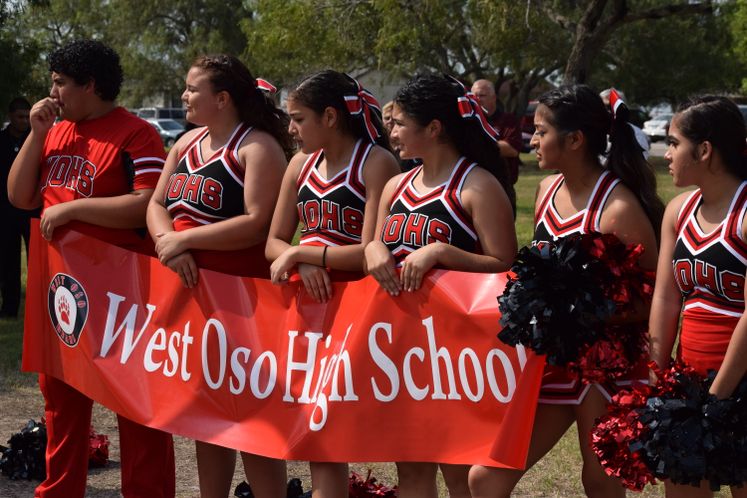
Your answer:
[35,374,176,498]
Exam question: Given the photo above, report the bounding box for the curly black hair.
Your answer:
[48,39,123,101]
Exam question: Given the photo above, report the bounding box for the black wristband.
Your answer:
[322,245,328,267]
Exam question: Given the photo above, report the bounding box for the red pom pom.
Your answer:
[88,426,109,468]
[349,471,397,497]
[591,386,657,491]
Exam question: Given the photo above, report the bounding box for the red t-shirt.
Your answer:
[40,107,165,252]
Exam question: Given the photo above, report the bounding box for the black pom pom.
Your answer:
[498,234,616,367]
[0,419,47,481]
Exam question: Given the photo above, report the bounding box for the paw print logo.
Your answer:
[48,273,88,347]
[57,297,71,325]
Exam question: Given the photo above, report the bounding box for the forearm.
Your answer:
[8,130,46,209]
[65,191,152,229]
[710,318,747,398]
[434,243,511,273]
[265,237,293,263]
[147,200,176,240]
[178,215,269,252]
[648,295,682,368]
[279,243,365,272]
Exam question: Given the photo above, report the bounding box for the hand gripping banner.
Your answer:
[23,225,544,468]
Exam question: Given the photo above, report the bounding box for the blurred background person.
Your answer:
[471,79,522,214]
[0,97,34,318]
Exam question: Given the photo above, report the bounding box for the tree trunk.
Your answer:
[560,0,713,84]
[562,0,609,84]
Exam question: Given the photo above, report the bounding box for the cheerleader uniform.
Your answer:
[381,157,479,263]
[163,123,269,278]
[533,171,648,404]
[296,139,373,279]
[672,182,747,374]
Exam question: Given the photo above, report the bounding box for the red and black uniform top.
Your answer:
[296,139,371,247]
[40,107,165,253]
[672,183,747,372]
[380,157,478,266]
[532,171,647,404]
[533,170,620,246]
[295,139,373,279]
[163,123,269,278]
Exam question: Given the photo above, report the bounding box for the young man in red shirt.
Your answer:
[8,39,175,498]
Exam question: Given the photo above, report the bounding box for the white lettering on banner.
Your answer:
[369,322,399,401]
[368,316,525,403]
[101,292,194,380]
[96,293,526,431]
[284,331,323,403]
[101,292,156,363]
[308,324,357,432]
[249,351,277,399]
[202,319,227,390]
[229,347,251,395]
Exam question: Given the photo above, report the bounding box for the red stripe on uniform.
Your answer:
[178,127,209,163]
[389,168,419,209]
[296,150,323,190]
[443,159,476,233]
[348,142,370,198]
[546,209,583,236]
[676,191,701,234]
[535,175,564,225]
[724,185,747,255]
[583,173,616,233]
[682,222,721,251]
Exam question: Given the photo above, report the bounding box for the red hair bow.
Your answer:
[255,78,277,94]
[344,74,382,143]
[449,76,500,143]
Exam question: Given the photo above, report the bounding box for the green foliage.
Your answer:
[593,2,744,106]
[732,0,747,93]
[0,2,45,109]
[6,0,745,112]
[15,0,253,108]
[243,0,379,86]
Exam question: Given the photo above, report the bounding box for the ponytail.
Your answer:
[605,90,664,240]
[539,85,664,241]
[289,70,393,153]
[192,54,294,159]
[394,73,515,210]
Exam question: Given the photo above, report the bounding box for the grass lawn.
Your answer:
[1,155,728,497]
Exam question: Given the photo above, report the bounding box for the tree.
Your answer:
[592,2,743,106]
[534,0,714,84]
[16,0,252,107]
[731,0,747,94]
[243,0,568,114]
[0,1,46,109]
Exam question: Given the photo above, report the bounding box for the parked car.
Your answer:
[628,108,650,129]
[739,105,747,130]
[642,113,673,142]
[137,107,187,126]
[147,119,184,147]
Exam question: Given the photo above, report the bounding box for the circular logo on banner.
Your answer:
[47,273,89,348]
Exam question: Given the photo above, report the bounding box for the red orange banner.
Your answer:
[23,224,544,468]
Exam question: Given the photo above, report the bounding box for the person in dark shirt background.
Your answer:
[471,79,523,192]
[0,97,36,318]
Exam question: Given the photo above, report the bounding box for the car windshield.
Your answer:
[652,113,673,122]
[158,120,183,131]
